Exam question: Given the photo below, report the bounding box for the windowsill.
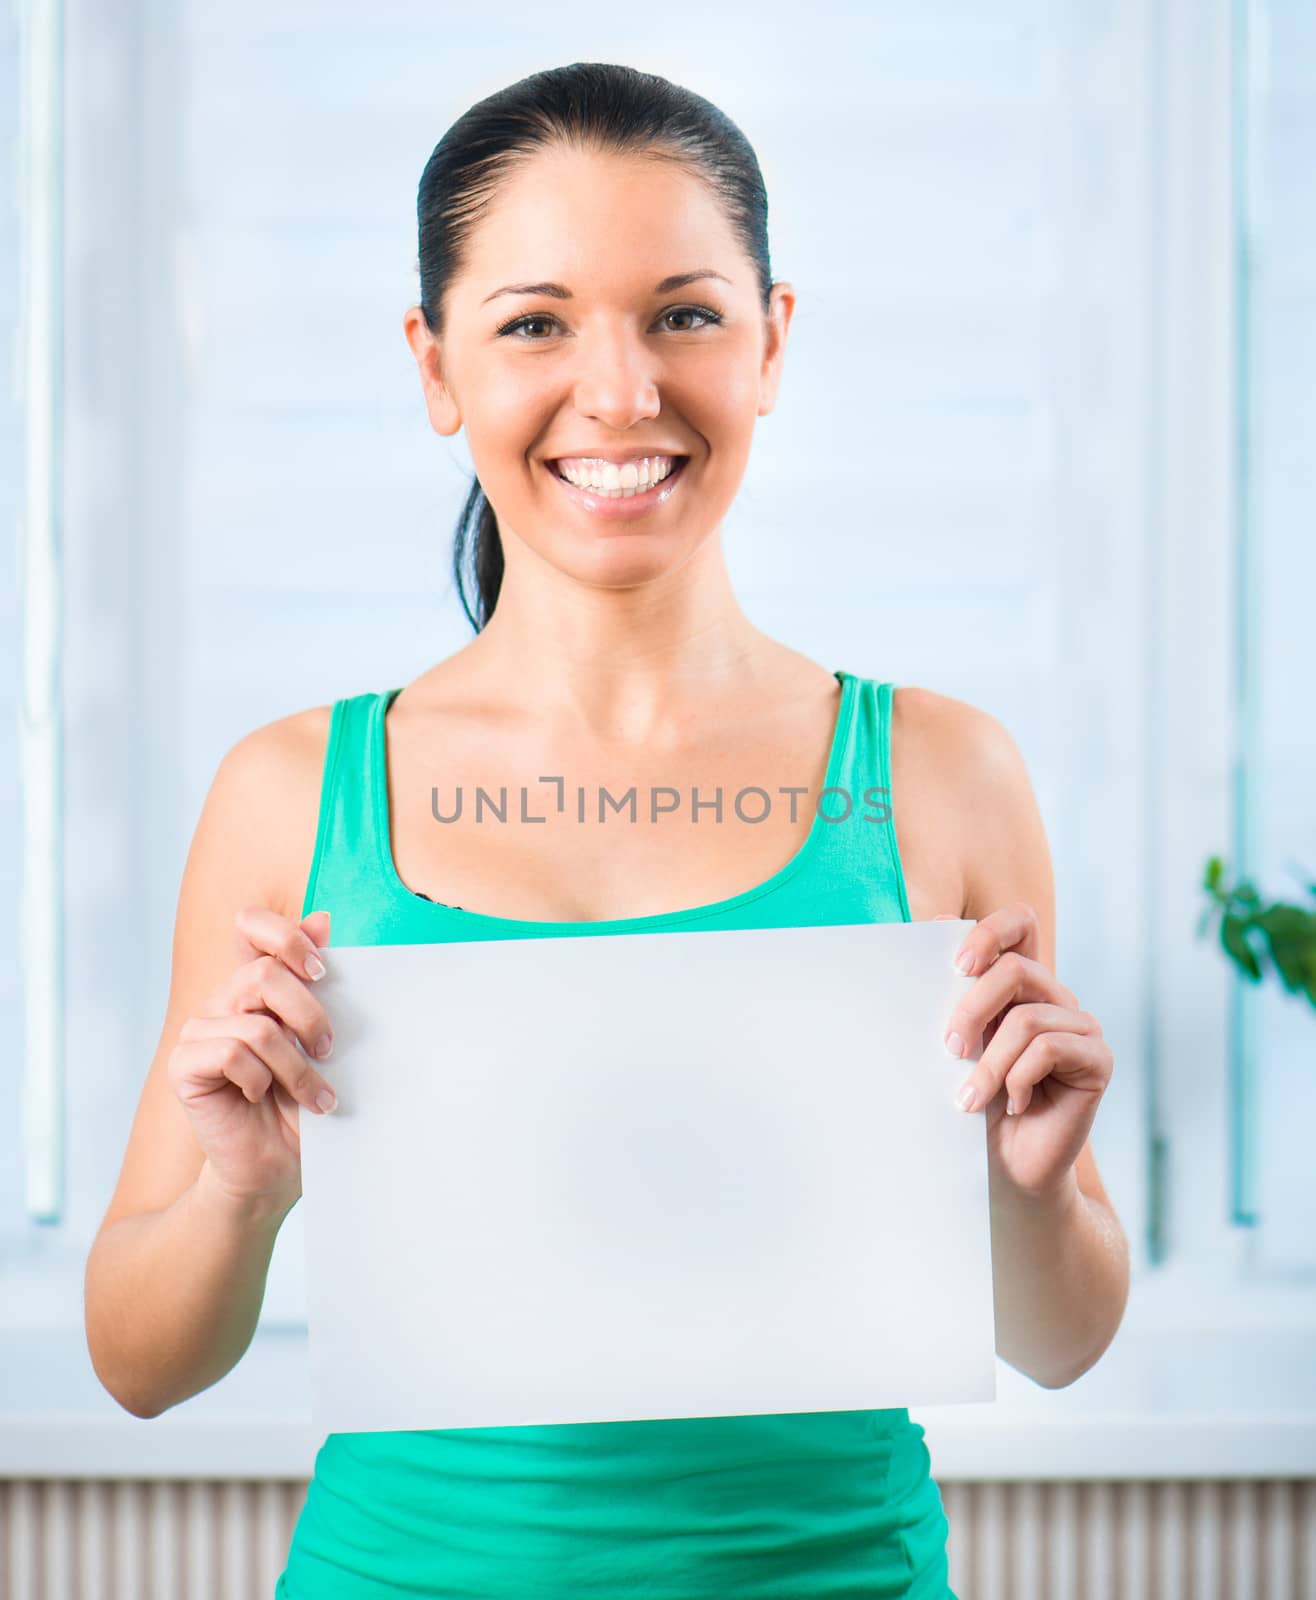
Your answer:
[7,1261,1313,1480]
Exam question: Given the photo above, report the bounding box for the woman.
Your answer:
[85,61,1129,1599]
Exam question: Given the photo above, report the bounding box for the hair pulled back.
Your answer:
[415,62,774,630]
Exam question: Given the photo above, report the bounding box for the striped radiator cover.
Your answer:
[2,1479,1314,1598]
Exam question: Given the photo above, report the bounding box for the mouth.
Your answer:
[543,455,690,520]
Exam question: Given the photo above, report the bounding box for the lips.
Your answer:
[543,452,690,518]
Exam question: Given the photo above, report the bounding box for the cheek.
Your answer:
[463,380,548,478]
[697,359,763,432]
[474,365,547,429]
[663,356,758,444]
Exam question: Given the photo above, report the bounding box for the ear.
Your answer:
[757,281,797,418]
[402,305,462,438]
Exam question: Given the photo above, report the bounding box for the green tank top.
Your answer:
[276,670,957,1599]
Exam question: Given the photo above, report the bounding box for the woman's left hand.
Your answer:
[935,903,1114,1201]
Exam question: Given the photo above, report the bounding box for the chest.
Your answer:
[378,702,966,925]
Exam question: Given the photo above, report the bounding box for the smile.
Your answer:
[545,456,690,520]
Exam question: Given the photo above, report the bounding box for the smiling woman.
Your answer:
[270,60,964,1600]
[400,80,795,634]
[82,49,1140,1600]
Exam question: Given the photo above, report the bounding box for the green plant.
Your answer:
[1199,855,1316,1010]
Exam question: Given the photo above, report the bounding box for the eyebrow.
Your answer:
[480,270,732,306]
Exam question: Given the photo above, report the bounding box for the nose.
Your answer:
[570,326,664,429]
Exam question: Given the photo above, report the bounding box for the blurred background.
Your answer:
[1,0,1313,1595]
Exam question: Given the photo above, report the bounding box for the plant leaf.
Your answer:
[1221,913,1263,981]
[1254,904,1316,993]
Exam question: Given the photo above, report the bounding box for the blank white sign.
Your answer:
[297,918,995,1433]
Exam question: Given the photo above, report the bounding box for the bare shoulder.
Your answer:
[888,685,1046,924]
[894,684,1053,959]
[890,684,1036,807]
[88,700,336,1236]
[210,701,335,922]
[890,683,1018,762]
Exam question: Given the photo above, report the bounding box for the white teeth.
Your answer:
[555,456,678,496]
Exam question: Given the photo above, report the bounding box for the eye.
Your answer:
[659,305,723,333]
[494,304,725,340]
[496,312,559,340]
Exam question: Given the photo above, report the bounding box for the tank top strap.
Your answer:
[300,689,395,929]
[814,674,911,922]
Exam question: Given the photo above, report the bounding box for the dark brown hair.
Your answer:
[415,62,775,630]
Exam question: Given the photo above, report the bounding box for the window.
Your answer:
[3,3,1310,1475]
[1227,0,1316,1277]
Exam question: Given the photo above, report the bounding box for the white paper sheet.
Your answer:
[297,918,995,1433]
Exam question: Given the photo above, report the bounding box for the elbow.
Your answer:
[1043,1217,1132,1389]
[118,1394,164,1421]
[1018,1348,1096,1390]
[1032,1358,1091,1391]
[117,1380,169,1420]
[85,1331,165,1421]
[89,1359,164,1421]
[1033,1314,1129,1391]
[90,1364,164,1420]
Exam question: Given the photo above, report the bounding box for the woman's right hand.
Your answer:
[167,907,337,1211]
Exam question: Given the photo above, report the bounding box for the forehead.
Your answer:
[458,145,741,292]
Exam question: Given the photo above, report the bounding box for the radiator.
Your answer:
[2,1479,1314,1598]
[940,1481,1316,1599]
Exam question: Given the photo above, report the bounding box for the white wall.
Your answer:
[1243,0,1316,1277]
[0,1,26,1235]
[2,0,1311,1365]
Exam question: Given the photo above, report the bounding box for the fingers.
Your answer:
[174,1009,338,1115]
[234,904,331,984]
[213,906,334,1055]
[952,900,1040,974]
[951,1002,1102,1114]
[1000,1029,1112,1118]
[210,951,333,1061]
[301,910,330,978]
[944,949,1073,1061]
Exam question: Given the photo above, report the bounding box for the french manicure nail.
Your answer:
[945,1031,965,1058]
[305,953,326,981]
[316,1088,338,1114]
[956,1083,977,1112]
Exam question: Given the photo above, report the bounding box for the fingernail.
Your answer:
[1006,1096,1016,1115]
[945,1031,965,1058]
[316,1088,338,1114]
[956,1083,977,1112]
[315,1034,333,1060]
[305,953,326,981]
[955,950,975,975]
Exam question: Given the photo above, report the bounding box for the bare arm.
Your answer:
[905,686,1130,1388]
[87,1163,294,1418]
[956,698,1129,1386]
[84,709,329,1418]
[988,1175,1129,1389]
